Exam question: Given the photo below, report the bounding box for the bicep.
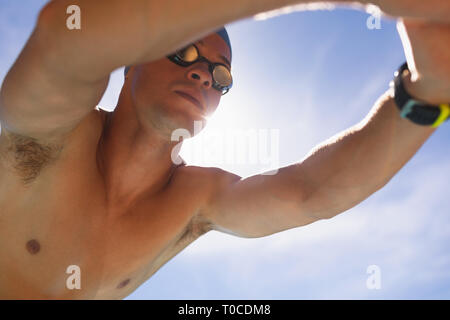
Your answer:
[0,11,109,141]
[201,166,320,239]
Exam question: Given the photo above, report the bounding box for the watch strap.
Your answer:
[393,62,450,127]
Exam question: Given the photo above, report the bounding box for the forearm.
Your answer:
[296,86,436,220]
[41,0,370,81]
[134,0,371,65]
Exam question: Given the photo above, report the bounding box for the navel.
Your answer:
[117,278,131,289]
[26,239,41,255]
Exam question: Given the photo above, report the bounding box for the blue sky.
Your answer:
[1,1,449,299]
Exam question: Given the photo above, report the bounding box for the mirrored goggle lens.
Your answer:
[175,45,198,62]
[212,65,232,87]
[176,45,232,88]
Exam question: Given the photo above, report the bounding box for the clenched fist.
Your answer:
[397,19,450,105]
[373,0,450,23]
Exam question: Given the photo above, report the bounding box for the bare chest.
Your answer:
[0,172,203,299]
[0,145,204,300]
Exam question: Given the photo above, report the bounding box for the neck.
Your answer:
[98,92,184,216]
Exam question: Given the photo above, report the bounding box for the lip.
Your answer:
[174,90,203,111]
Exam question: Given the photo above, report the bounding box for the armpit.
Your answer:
[2,131,64,186]
[175,213,214,247]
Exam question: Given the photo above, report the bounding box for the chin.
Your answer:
[165,102,206,132]
[172,114,207,137]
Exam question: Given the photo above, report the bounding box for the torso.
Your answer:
[0,109,213,299]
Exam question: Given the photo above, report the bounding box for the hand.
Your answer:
[396,19,450,105]
[373,0,450,23]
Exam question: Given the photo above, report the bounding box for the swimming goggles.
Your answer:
[167,43,233,95]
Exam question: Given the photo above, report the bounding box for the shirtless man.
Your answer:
[0,0,449,299]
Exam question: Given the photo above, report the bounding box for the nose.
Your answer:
[187,64,212,89]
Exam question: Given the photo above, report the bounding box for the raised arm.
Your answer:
[199,93,436,238]
[1,0,445,142]
[41,0,450,81]
[1,0,364,143]
[199,21,449,238]
[38,0,372,83]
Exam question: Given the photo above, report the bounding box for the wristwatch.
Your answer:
[391,62,450,127]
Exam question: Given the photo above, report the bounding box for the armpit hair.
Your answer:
[176,213,214,246]
[3,131,64,186]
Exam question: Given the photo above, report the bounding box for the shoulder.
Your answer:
[171,164,241,223]
[172,163,241,193]
[165,165,236,240]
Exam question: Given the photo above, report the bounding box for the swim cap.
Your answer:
[215,27,232,62]
[124,27,232,77]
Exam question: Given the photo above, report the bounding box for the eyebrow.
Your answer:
[198,40,231,68]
